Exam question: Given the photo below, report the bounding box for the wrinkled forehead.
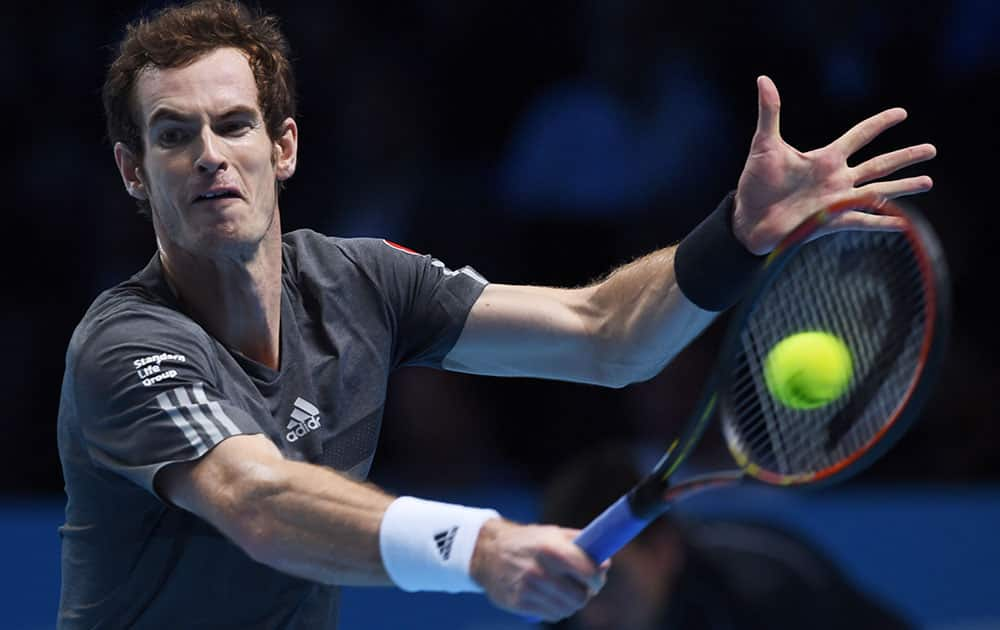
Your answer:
[134,47,261,127]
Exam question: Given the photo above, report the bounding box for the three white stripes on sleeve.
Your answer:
[155,383,241,455]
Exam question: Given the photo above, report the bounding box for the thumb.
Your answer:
[755,75,781,139]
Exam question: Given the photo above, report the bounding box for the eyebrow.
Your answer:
[147,105,260,129]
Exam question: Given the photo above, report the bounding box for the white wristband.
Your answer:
[379,496,500,593]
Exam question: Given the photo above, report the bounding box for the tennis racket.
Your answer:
[574,195,951,563]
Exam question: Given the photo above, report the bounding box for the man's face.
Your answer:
[120,47,296,256]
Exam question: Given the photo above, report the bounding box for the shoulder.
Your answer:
[67,286,215,390]
[282,228,486,292]
[69,253,206,353]
[282,229,419,268]
[74,286,204,349]
[282,229,454,293]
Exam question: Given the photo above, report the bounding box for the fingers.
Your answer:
[522,570,591,621]
[475,523,609,622]
[527,542,607,622]
[858,175,934,199]
[853,143,937,185]
[539,534,608,594]
[755,75,781,138]
[831,107,908,157]
[822,211,907,235]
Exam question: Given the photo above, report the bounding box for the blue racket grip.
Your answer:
[522,495,652,624]
[574,494,653,563]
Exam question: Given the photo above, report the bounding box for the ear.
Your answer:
[273,117,298,181]
[114,142,148,201]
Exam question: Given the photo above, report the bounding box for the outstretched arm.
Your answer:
[442,249,715,388]
[158,434,607,621]
[445,75,936,387]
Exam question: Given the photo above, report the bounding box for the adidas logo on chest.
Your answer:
[286,397,322,442]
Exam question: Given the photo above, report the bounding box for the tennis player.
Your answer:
[56,1,936,628]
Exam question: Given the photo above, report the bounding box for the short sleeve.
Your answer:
[377,239,489,368]
[68,306,265,497]
[330,237,488,369]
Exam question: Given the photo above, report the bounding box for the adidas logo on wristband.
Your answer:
[379,496,499,593]
[434,526,458,561]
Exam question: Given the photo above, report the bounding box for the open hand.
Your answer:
[732,75,936,255]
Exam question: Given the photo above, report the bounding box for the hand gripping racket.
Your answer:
[575,196,951,563]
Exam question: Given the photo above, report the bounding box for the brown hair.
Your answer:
[102,0,297,217]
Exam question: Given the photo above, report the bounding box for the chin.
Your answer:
[178,211,264,255]
[201,222,269,254]
[156,199,277,259]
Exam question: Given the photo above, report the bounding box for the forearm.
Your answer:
[588,245,718,385]
[243,463,605,619]
[588,193,768,385]
[235,458,395,586]
[443,195,762,387]
[165,435,503,591]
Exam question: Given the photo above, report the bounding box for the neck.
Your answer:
[158,214,284,370]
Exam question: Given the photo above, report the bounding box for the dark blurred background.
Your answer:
[3,0,999,627]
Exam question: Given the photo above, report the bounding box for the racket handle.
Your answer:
[574,494,654,563]
[521,495,654,624]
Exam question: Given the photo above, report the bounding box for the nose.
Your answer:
[194,128,228,175]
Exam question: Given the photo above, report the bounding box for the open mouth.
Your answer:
[194,189,242,203]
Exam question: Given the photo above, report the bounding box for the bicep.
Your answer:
[442,283,609,384]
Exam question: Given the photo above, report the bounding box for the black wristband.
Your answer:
[675,191,767,312]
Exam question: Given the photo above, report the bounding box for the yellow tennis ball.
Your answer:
[763,331,853,410]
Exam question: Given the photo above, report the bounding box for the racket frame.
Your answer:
[574,196,951,562]
[720,197,950,488]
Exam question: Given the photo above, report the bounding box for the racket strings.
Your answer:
[733,269,926,466]
[737,312,924,474]
[723,229,930,479]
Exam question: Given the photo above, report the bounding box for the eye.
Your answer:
[219,120,254,136]
[157,127,190,147]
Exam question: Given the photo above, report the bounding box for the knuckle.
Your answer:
[537,541,560,559]
[522,564,545,584]
[507,578,533,609]
[521,565,545,588]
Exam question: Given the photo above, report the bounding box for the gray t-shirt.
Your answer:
[57,230,488,629]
